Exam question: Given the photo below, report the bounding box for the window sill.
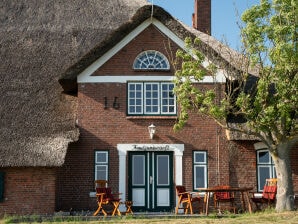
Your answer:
[126,116,177,120]
[89,192,96,197]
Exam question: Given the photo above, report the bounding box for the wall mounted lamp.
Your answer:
[148,124,156,139]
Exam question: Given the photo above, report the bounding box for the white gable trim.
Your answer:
[78,18,185,83]
[78,74,225,83]
[78,17,226,83]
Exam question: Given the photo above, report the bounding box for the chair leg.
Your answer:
[183,201,190,214]
[175,197,182,214]
[189,201,194,214]
[93,202,107,216]
[93,207,100,216]
[125,201,133,215]
[111,201,121,216]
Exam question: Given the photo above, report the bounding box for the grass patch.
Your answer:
[1,210,298,224]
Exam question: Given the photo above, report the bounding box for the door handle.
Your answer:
[149,176,153,184]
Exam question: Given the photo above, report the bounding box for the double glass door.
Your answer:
[128,151,173,212]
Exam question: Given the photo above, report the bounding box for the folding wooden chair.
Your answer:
[93,187,121,216]
[251,178,277,210]
[175,185,201,214]
[213,185,236,214]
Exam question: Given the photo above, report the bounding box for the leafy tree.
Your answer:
[174,0,297,211]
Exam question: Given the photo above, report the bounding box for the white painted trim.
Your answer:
[117,144,184,211]
[78,74,225,83]
[78,18,151,82]
[77,17,183,83]
[78,18,226,84]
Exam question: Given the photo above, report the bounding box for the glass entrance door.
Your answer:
[128,151,173,212]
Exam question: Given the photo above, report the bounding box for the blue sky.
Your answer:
[148,0,260,50]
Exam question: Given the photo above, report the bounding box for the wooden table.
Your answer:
[197,187,253,215]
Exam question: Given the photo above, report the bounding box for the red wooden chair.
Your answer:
[250,178,277,210]
[93,187,121,216]
[213,185,236,213]
[175,185,201,214]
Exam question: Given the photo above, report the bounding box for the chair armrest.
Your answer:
[178,191,190,195]
[96,193,106,196]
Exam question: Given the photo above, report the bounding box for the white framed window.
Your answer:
[133,50,170,70]
[95,151,108,181]
[193,151,207,190]
[257,149,276,192]
[127,82,176,115]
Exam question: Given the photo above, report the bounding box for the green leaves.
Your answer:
[174,0,297,146]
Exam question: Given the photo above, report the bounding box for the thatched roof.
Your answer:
[0,0,148,167]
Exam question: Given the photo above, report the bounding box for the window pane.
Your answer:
[157,155,169,185]
[194,152,206,163]
[96,152,107,163]
[132,155,145,185]
[258,166,270,191]
[194,166,206,188]
[258,151,270,163]
[152,106,158,112]
[136,106,142,113]
[96,165,107,180]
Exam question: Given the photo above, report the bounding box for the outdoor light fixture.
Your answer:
[148,124,156,139]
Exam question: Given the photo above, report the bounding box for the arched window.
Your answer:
[133,50,170,70]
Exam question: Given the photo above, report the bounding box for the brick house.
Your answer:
[1,0,297,216]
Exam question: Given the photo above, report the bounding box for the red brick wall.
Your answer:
[56,25,230,211]
[0,168,56,216]
[94,25,178,75]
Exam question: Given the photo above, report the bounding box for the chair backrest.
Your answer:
[176,185,189,200]
[262,178,277,200]
[214,185,233,200]
[96,187,119,201]
[95,180,108,188]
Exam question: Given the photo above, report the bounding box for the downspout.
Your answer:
[216,126,220,185]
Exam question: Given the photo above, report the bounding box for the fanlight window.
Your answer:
[133,50,170,70]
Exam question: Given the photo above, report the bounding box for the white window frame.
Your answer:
[257,149,276,192]
[133,50,170,70]
[144,83,160,114]
[193,151,208,190]
[95,151,109,181]
[127,82,176,115]
[128,83,143,114]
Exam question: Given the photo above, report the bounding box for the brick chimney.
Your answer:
[192,0,211,34]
